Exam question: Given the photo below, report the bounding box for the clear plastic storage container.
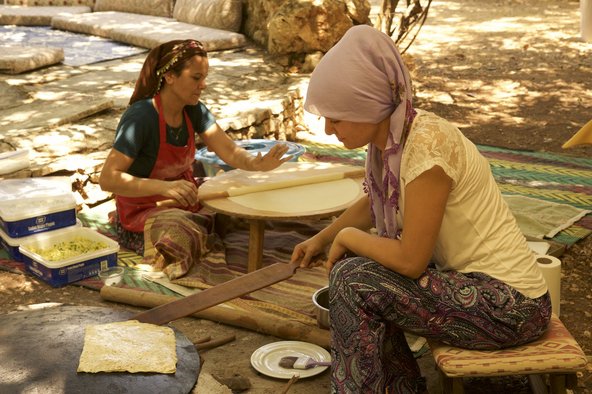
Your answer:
[0,219,82,262]
[0,177,77,238]
[19,227,119,287]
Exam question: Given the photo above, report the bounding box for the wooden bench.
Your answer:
[427,315,588,394]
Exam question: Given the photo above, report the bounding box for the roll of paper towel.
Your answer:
[536,255,561,317]
[582,0,592,42]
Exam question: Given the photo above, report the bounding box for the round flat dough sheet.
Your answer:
[0,306,199,394]
[228,178,360,213]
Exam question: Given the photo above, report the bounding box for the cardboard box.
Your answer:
[19,227,119,287]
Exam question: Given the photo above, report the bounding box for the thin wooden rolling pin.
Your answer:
[157,167,365,207]
[101,285,330,349]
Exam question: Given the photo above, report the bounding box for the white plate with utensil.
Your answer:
[250,340,331,379]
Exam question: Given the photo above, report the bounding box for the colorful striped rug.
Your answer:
[62,204,330,324]
[301,142,592,246]
[1,143,590,333]
[477,145,592,245]
[57,142,592,325]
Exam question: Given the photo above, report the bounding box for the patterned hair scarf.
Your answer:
[304,25,416,238]
[129,39,207,105]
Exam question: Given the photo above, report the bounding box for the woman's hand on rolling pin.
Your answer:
[250,143,291,171]
[161,179,199,207]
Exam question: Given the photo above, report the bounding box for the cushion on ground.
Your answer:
[429,315,588,377]
[51,10,121,37]
[51,11,247,51]
[94,0,173,18]
[0,5,91,26]
[173,0,242,33]
[0,45,64,74]
[5,0,94,5]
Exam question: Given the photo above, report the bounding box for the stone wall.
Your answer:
[220,87,306,143]
[242,0,370,66]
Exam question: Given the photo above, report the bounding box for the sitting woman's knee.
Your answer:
[329,256,373,287]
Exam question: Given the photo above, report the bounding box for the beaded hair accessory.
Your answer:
[128,39,206,106]
[154,40,205,93]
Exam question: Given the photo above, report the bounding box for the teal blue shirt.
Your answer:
[113,99,216,178]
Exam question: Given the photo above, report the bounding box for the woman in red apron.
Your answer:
[99,40,289,266]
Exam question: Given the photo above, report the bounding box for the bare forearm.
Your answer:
[201,124,256,171]
[329,166,453,278]
[314,195,373,246]
[223,145,256,171]
[99,148,168,198]
[291,194,374,267]
[219,139,289,172]
[99,171,167,198]
[334,228,426,278]
[201,124,289,172]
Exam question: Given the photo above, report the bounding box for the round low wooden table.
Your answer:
[199,162,365,272]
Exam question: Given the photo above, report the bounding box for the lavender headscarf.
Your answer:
[304,25,416,238]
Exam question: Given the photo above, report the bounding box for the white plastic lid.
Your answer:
[0,177,76,221]
[0,219,82,247]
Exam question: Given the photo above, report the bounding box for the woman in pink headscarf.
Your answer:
[291,25,551,393]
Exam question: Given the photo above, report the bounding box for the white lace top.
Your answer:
[399,110,548,298]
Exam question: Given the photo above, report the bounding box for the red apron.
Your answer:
[116,93,199,232]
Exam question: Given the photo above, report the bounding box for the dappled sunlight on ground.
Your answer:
[209,54,267,68]
[405,0,592,152]
[102,86,134,102]
[0,2,590,392]
[0,276,35,294]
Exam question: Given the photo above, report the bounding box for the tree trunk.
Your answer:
[374,0,432,53]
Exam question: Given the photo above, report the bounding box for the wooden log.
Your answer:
[101,286,330,349]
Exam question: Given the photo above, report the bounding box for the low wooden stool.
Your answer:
[427,315,588,394]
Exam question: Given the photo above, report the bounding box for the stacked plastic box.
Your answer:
[0,219,82,262]
[0,177,119,287]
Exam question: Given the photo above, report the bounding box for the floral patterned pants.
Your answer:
[329,257,552,394]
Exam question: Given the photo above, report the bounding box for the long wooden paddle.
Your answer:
[132,262,300,325]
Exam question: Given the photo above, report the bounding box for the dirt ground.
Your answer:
[1,0,591,393]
